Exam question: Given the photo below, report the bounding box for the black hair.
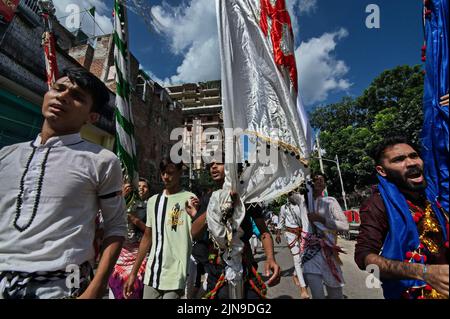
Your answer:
[370,136,420,165]
[59,67,110,113]
[138,177,150,187]
[159,157,183,173]
[205,158,225,172]
[312,173,327,182]
[205,152,226,171]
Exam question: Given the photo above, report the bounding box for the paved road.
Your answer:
[105,236,384,299]
[256,236,384,299]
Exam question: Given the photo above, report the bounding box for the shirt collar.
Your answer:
[33,133,83,148]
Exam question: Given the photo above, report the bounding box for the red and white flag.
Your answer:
[217,0,312,203]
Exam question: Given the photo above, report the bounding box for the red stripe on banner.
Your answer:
[43,31,59,87]
[260,0,298,92]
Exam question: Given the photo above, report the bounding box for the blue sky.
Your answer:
[55,0,425,110]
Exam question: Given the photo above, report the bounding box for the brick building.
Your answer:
[166,81,223,174]
[68,34,184,190]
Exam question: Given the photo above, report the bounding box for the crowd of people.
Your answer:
[0,67,448,300]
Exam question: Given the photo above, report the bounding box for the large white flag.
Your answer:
[217,0,311,204]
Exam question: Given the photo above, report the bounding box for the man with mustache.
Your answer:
[0,68,127,299]
[355,136,449,299]
[275,191,311,299]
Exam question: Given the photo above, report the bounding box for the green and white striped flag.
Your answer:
[113,0,138,189]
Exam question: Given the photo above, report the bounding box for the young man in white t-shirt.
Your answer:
[123,158,197,299]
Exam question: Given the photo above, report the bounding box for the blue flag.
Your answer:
[421,0,449,212]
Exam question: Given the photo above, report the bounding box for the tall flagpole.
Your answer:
[113,0,139,193]
[315,132,328,197]
[216,0,311,299]
[38,0,58,89]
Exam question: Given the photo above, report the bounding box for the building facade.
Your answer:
[68,33,183,190]
[166,81,223,191]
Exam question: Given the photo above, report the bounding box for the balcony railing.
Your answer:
[18,0,41,26]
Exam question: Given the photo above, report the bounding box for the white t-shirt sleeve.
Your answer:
[146,195,155,229]
[98,155,127,239]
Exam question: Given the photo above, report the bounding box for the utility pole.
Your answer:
[315,133,328,196]
[335,154,348,210]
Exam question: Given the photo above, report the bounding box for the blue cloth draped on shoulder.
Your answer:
[250,217,261,238]
[421,0,449,212]
[377,175,448,299]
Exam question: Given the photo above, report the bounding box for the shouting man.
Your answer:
[355,136,449,299]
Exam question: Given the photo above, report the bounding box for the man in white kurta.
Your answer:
[0,68,126,299]
[271,213,279,233]
[276,192,311,299]
[302,174,349,299]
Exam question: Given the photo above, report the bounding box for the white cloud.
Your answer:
[53,0,113,36]
[286,0,300,36]
[170,38,220,84]
[151,0,218,54]
[149,0,220,84]
[286,0,318,35]
[146,0,350,104]
[142,68,171,87]
[295,28,352,105]
[297,0,318,14]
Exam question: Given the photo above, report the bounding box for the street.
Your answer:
[257,236,384,299]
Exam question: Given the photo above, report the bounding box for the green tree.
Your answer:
[310,96,366,133]
[267,194,288,215]
[357,65,424,123]
[309,65,424,205]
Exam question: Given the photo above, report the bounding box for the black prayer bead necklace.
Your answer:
[13,146,52,232]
